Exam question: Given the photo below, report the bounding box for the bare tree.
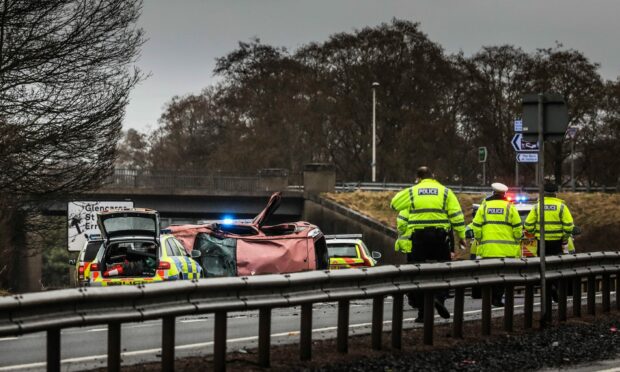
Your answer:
[0,0,145,290]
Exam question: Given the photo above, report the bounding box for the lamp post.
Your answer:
[371,82,379,182]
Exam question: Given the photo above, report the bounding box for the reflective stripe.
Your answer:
[524,222,536,227]
[472,222,482,227]
[504,203,510,222]
[531,229,564,234]
[512,223,523,228]
[442,188,449,211]
[449,211,463,218]
[562,222,574,227]
[409,219,450,224]
[409,208,446,214]
[481,221,513,226]
[479,240,519,245]
[397,215,408,221]
[451,222,465,227]
[408,187,414,210]
[559,204,565,220]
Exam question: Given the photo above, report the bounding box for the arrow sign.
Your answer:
[516,152,538,163]
[511,133,539,152]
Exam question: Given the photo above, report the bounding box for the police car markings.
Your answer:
[0,293,610,370]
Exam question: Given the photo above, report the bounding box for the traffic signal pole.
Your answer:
[537,93,548,328]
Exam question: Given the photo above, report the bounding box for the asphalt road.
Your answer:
[0,293,539,371]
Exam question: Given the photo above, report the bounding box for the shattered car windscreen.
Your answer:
[103,217,156,235]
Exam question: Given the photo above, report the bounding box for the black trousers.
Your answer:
[406,228,451,309]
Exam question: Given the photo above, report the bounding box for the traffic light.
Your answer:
[478,147,488,163]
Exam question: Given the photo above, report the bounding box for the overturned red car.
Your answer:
[168,192,329,277]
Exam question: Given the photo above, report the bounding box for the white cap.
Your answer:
[491,182,508,193]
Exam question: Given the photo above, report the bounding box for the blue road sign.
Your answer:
[511,133,539,152]
[514,120,523,132]
[516,152,538,163]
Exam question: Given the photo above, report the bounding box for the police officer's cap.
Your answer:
[491,182,508,193]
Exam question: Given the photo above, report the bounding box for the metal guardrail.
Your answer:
[1,252,620,372]
[334,182,618,193]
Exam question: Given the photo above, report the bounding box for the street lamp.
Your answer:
[372,82,379,182]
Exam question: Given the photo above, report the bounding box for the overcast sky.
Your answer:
[125,0,620,132]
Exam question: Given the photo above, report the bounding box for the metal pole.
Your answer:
[47,328,61,372]
[482,162,486,186]
[108,322,121,372]
[391,294,403,350]
[515,161,519,188]
[371,295,383,350]
[538,93,547,328]
[162,316,175,372]
[214,311,227,372]
[371,82,378,182]
[337,300,349,353]
[258,308,272,367]
[571,138,576,192]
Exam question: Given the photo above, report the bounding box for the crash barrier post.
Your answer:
[372,295,384,350]
[524,284,534,329]
[617,274,620,311]
[391,294,404,350]
[573,277,582,317]
[453,288,465,338]
[162,316,175,372]
[337,300,349,353]
[258,308,272,367]
[108,322,121,372]
[481,286,492,336]
[423,291,434,345]
[588,275,597,315]
[300,303,312,361]
[214,311,227,372]
[602,274,611,313]
[47,328,60,372]
[504,285,515,332]
[558,279,568,321]
[2,253,620,371]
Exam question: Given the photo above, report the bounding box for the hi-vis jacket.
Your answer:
[390,178,466,239]
[471,199,522,258]
[395,209,412,253]
[524,196,574,241]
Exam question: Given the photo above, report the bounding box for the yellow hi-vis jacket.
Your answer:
[524,196,574,241]
[395,210,412,253]
[471,199,522,258]
[390,178,466,239]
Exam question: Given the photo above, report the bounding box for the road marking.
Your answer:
[0,292,611,371]
[86,328,107,333]
[180,318,209,323]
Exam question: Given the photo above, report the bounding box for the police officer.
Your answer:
[391,166,467,321]
[471,182,522,306]
[524,183,574,255]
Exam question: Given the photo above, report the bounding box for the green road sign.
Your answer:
[478,146,488,163]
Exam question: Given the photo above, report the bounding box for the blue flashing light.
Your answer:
[222,216,234,225]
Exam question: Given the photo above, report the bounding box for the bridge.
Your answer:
[43,168,309,226]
